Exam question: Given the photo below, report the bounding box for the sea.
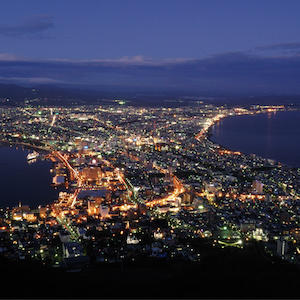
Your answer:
[210,110,300,168]
[0,146,59,209]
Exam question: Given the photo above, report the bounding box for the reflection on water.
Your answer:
[266,111,273,154]
[210,110,300,168]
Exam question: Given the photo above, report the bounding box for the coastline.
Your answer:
[202,108,300,168]
[0,140,51,154]
[196,111,252,151]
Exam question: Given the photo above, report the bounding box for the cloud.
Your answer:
[0,47,300,94]
[0,15,54,39]
[0,53,25,61]
[0,76,64,84]
[253,42,300,56]
[52,55,195,67]
[255,42,300,51]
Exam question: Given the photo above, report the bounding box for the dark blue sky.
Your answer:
[1,0,300,94]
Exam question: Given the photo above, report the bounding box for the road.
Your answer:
[52,151,83,207]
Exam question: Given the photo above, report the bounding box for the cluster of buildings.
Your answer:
[0,103,300,270]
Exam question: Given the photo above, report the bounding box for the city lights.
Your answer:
[0,103,299,276]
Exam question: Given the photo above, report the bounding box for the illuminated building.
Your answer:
[126,234,140,244]
[182,191,194,205]
[277,238,289,259]
[80,166,103,183]
[253,180,263,194]
[105,190,112,201]
[39,206,48,218]
[12,204,37,221]
[154,230,165,239]
[252,228,268,241]
[204,181,222,194]
[23,212,37,222]
[88,198,101,215]
[157,205,170,213]
[100,204,110,218]
[52,175,65,185]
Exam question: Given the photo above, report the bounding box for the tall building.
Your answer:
[253,180,263,194]
[277,238,288,259]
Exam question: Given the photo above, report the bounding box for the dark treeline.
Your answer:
[1,241,299,299]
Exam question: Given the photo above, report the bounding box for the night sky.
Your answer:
[1,0,300,94]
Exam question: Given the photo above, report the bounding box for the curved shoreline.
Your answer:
[200,108,299,168]
[0,140,51,153]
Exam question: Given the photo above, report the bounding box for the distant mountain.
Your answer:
[0,84,108,106]
[0,83,299,107]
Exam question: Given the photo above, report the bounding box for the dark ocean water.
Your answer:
[210,110,300,168]
[0,146,59,208]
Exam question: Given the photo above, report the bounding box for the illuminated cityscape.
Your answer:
[1,1,300,297]
[0,101,299,298]
[0,103,300,271]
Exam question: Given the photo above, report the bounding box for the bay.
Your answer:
[210,110,300,168]
[0,146,59,208]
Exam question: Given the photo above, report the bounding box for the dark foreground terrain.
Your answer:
[1,242,299,299]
